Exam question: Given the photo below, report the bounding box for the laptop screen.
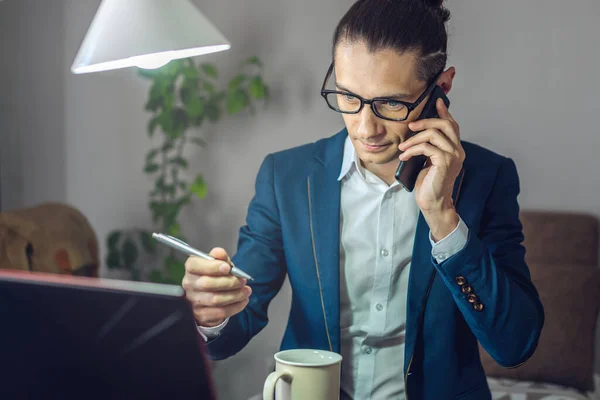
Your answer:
[0,270,217,399]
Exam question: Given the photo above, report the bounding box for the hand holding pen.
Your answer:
[153,233,253,327]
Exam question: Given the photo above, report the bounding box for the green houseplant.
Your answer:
[105,56,269,284]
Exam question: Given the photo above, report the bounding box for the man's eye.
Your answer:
[344,94,358,101]
[384,100,405,110]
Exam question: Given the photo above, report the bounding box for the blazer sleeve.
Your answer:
[206,153,288,360]
[433,157,545,368]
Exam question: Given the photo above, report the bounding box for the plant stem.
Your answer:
[173,134,187,194]
[160,138,169,232]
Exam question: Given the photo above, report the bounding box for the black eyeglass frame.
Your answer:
[320,63,441,122]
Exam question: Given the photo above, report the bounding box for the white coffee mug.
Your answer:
[263,349,342,400]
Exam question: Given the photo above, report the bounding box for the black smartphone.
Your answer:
[395,85,450,191]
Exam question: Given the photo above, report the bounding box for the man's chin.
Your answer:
[358,150,400,166]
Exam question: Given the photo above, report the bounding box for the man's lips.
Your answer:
[361,142,392,151]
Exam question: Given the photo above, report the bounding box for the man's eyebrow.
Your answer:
[335,81,412,100]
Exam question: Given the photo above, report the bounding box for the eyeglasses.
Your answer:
[320,63,439,122]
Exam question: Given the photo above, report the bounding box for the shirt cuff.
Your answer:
[197,318,229,341]
[429,215,469,263]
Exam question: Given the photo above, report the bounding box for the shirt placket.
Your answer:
[355,184,395,399]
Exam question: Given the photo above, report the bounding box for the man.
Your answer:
[182,0,544,398]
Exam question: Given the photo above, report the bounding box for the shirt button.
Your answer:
[376,303,383,311]
[438,253,447,259]
[381,249,389,257]
[363,346,373,354]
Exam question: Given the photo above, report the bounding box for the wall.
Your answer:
[0,0,66,211]
[2,0,600,399]
[446,1,600,217]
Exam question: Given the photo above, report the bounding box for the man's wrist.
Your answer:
[424,207,460,242]
[197,318,229,340]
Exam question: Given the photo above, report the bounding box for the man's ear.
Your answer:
[437,66,456,95]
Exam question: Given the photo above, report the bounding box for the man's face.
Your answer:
[333,41,431,168]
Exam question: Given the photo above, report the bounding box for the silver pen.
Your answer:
[152,233,254,281]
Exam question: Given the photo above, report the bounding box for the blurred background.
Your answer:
[1,1,599,399]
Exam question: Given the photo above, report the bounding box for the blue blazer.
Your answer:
[207,129,544,400]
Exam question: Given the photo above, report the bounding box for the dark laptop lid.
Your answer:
[0,270,217,399]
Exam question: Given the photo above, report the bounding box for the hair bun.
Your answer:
[423,0,444,8]
[422,0,450,23]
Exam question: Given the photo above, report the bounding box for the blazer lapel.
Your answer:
[306,131,346,354]
[404,167,466,373]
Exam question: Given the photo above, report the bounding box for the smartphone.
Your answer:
[394,85,450,191]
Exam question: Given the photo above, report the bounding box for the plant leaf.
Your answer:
[212,92,227,103]
[150,201,164,223]
[167,223,181,237]
[190,174,208,199]
[122,239,138,267]
[228,73,247,90]
[146,149,159,163]
[149,270,164,283]
[190,137,207,147]
[107,231,121,251]
[140,231,156,253]
[155,176,165,191]
[137,67,156,79]
[166,256,186,284]
[244,56,263,68]
[162,203,181,232]
[205,103,221,122]
[169,157,189,169]
[169,107,188,139]
[145,81,163,112]
[158,110,173,134]
[162,141,174,152]
[202,81,216,95]
[183,65,199,80]
[185,96,205,119]
[226,88,249,115]
[148,116,160,137]
[201,63,218,79]
[144,164,160,174]
[106,250,121,269]
[163,184,177,195]
[249,76,266,100]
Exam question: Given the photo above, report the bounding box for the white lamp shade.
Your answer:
[71,0,231,74]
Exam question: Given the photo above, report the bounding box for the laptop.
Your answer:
[0,269,217,399]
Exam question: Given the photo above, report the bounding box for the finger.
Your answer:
[436,97,454,121]
[209,247,231,263]
[399,129,455,154]
[184,256,232,276]
[399,143,445,163]
[437,98,460,140]
[407,117,460,146]
[191,286,252,308]
[188,274,247,292]
[194,298,250,326]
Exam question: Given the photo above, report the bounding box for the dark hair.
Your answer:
[332,0,450,83]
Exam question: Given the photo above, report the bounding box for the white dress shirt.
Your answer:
[199,136,469,399]
[337,136,468,399]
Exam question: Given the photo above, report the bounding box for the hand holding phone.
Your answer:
[395,86,450,191]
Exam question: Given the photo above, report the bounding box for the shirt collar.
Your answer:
[337,135,366,181]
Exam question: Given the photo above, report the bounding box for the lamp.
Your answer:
[71,0,231,74]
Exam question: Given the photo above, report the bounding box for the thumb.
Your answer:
[209,247,231,263]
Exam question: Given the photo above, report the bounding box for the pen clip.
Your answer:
[163,234,190,247]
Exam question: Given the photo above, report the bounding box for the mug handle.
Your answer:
[263,370,292,400]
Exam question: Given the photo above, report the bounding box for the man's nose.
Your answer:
[357,104,380,138]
